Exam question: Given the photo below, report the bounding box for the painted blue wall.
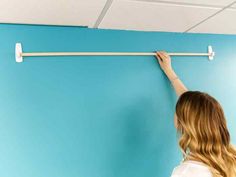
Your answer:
[0,24,236,177]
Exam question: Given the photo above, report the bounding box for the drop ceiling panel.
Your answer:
[0,0,107,26]
[99,0,220,32]
[189,9,236,34]
[135,0,236,7]
[231,2,236,7]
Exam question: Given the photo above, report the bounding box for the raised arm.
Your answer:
[156,51,188,97]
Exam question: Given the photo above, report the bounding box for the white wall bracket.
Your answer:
[15,43,23,63]
[15,43,215,63]
[208,45,215,60]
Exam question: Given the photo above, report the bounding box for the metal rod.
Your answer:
[15,43,215,63]
[21,52,211,57]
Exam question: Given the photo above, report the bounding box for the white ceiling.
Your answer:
[99,1,220,32]
[189,8,236,34]
[0,0,236,34]
[0,0,107,26]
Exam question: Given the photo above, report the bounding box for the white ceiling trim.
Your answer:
[133,0,236,8]
[132,0,232,8]
[92,0,114,28]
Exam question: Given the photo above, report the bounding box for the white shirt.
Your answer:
[171,160,213,177]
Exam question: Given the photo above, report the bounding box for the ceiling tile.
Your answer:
[0,0,107,26]
[99,0,220,32]
[189,8,236,34]
[136,0,236,7]
[231,2,236,8]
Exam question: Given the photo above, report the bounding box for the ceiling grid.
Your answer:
[0,0,236,34]
[184,1,236,32]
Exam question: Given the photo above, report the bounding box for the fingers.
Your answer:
[156,52,163,62]
[156,51,169,62]
[159,51,169,59]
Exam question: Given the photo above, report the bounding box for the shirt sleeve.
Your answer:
[170,164,186,177]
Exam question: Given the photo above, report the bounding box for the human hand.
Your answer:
[156,51,172,72]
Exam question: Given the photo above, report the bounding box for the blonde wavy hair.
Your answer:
[175,91,236,177]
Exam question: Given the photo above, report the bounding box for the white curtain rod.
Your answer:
[15,43,215,63]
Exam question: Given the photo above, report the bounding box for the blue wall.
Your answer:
[0,24,236,177]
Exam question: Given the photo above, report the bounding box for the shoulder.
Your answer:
[170,160,213,177]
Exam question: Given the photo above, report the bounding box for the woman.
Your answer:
[156,51,236,177]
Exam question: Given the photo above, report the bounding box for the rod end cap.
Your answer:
[15,43,23,63]
[208,45,215,61]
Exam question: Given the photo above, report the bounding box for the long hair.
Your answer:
[175,91,236,177]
